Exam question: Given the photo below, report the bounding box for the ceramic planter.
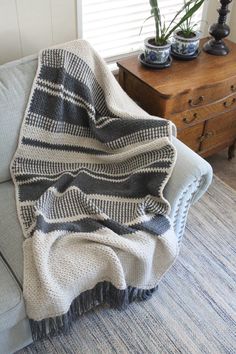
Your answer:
[144,37,171,64]
[172,31,200,56]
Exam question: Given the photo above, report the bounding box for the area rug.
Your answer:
[17,176,236,354]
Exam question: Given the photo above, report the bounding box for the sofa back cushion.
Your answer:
[0,56,37,183]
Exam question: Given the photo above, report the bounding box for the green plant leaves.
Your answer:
[164,0,205,40]
[144,0,205,45]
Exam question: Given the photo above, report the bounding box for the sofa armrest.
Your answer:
[164,137,213,241]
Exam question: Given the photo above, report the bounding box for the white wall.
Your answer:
[0,0,77,64]
[229,1,236,42]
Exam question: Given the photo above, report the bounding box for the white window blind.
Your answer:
[78,0,204,62]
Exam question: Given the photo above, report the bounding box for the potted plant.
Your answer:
[142,0,205,65]
[172,0,204,56]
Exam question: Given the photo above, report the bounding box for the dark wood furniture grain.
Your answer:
[117,38,236,159]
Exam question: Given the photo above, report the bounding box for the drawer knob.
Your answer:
[183,112,198,124]
[231,85,236,92]
[224,98,236,107]
[189,96,204,107]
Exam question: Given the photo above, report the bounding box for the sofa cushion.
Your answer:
[0,257,26,333]
[0,181,27,333]
[0,181,24,284]
[0,319,32,354]
[0,55,37,183]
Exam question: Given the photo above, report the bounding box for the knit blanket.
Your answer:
[11,40,179,340]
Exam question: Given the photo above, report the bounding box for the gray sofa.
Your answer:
[0,54,213,354]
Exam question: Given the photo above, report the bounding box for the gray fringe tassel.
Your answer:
[30,281,157,341]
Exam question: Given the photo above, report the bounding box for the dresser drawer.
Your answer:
[166,77,236,115]
[170,93,236,129]
[200,110,236,152]
[117,38,236,158]
[177,123,204,152]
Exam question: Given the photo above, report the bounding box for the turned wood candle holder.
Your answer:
[203,0,233,56]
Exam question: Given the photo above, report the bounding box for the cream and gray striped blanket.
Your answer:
[11,40,178,340]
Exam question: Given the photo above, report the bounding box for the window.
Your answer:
[78,0,204,62]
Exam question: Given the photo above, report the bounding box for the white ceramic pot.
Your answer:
[172,31,200,56]
[144,37,171,64]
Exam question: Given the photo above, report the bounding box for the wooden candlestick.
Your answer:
[203,0,233,55]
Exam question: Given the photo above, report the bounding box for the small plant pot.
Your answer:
[172,31,200,56]
[144,37,171,64]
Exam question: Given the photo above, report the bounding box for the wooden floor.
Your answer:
[206,148,236,190]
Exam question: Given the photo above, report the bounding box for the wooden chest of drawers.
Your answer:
[117,38,236,159]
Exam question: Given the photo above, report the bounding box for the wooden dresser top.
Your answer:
[117,38,236,98]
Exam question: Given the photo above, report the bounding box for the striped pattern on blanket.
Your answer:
[11,40,178,340]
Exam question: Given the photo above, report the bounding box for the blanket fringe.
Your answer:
[30,281,157,340]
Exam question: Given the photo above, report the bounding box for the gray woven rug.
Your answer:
[18,176,236,354]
